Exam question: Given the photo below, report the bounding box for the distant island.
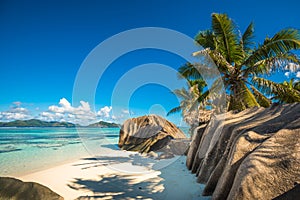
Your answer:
[87,121,120,128]
[0,119,120,128]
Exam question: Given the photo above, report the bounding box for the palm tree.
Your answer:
[167,76,211,125]
[183,13,300,111]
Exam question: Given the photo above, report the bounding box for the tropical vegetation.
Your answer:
[168,13,300,124]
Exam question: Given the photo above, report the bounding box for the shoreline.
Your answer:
[1,141,92,177]
[12,154,89,178]
[15,149,209,200]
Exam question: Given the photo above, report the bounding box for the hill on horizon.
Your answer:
[0,119,120,128]
[87,121,120,128]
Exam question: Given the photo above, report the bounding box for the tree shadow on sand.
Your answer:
[68,173,166,200]
[72,156,132,170]
[72,154,169,171]
[67,141,208,200]
[67,156,208,200]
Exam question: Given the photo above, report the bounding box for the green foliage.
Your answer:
[211,13,244,65]
[169,13,300,119]
[193,13,300,111]
[241,22,255,54]
[167,78,210,119]
[250,86,271,107]
[253,77,300,103]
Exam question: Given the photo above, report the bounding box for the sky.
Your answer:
[0,0,300,125]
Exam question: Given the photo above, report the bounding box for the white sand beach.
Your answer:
[19,147,209,200]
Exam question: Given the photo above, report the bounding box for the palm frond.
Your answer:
[167,106,182,116]
[172,88,191,100]
[244,28,300,67]
[197,90,210,104]
[250,86,271,107]
[188,79,207,93]
[211,13,244,65]
[210,77,225,94]
[239,83,260,108]
[294,81,300,91]
[228,82,259,111]
[241,22,255,54]
[195,30,216,49]
[252,77,281,95]
[244,52,300,76]
[252,77,300,103]
[193,48,235,74]
[188,98,200,113]
[177,62,203,80]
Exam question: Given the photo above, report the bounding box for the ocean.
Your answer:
[0,127,120,176]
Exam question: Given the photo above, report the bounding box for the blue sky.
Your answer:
[0,0,300,125]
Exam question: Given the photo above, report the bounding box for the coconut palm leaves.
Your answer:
[192,13,300,111]
[253,78,300,103]
[167,78,209,117]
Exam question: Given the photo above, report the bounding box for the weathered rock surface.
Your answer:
[186,124,207,170]
[0,177,63,200]
[157,138,190,158]
[118,115,187,153]
[186,103,300,200]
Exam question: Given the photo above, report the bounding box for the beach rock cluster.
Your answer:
[118,115,187,153]
[186,103,300,200]
[0,177,63,200]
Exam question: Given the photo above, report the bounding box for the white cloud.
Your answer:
[121,109,134,115]
[284,63,300,79]
[121,109,130,114]
[41,98,97,125]
[40,98,117,125]
[285,63,300,73]
[97,106,112,118]
[0,99,120,125]
[49,98,92,115]
[39,111,60,122]
[284,72,290,77]
[49,98,70,113]
[0,106,31,121]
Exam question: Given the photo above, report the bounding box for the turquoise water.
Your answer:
[0,127,120,176]
[0,127,190,176]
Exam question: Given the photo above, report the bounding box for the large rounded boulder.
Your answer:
[0,177,63,200]
[118,115,187,153]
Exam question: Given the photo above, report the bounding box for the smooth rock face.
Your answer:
[118,115,187,153]
[186,103,300,200]
[0,177,63,200]
[186,124,206,170]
